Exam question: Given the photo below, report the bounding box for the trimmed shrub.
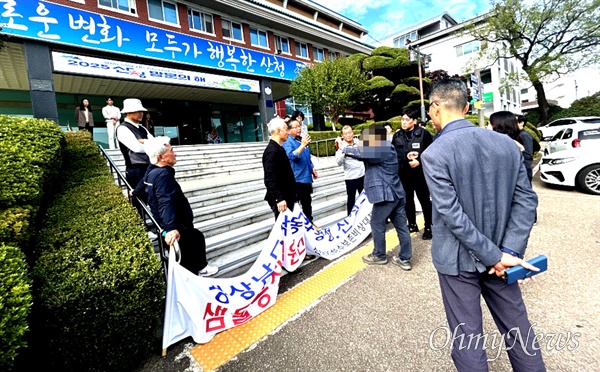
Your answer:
[465,114,482,126]
[363,55,404,70]
[0,115,64,369]
[0,116,64,210]
[364,75,395,90]
[0,244,32,370]
[391,84,421,100]
[308,130,339,156]
[0,208,32,247]
[371,46,408,59]
[33,131,165,371]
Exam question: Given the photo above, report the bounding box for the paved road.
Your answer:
[138,174,600,372]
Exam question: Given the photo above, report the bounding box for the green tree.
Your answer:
[289,58,366,126]
[358,46,428,121]
[469,0,600,125]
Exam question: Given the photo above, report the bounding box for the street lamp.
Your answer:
[406,40,429,123]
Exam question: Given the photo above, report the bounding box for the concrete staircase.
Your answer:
[105,142,348,277]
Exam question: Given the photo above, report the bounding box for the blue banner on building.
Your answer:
[0,0,307,81]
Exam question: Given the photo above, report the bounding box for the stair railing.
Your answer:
[98,145,176,280]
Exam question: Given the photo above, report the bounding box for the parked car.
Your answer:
[539,147,600,195]
[537,116,600,141]
[545,126,600,155]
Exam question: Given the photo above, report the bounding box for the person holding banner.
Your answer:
[140,136,218,277]
[343,125,413,270]
[262,117,297,220]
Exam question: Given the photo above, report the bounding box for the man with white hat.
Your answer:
[116,98,154,191]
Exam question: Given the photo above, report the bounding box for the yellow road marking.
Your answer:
[190,215,426,371]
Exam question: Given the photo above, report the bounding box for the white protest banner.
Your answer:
[162,193,372,349]
[305,192,372,260]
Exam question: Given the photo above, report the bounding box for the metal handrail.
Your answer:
[98,146,176,280]
[311,137,339,158]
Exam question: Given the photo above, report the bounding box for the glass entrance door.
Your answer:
[224,113,242,143]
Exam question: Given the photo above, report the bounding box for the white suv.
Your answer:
[537,116,600,141]
[540,147,600,195]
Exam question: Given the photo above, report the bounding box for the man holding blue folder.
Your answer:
[422,79,545,372]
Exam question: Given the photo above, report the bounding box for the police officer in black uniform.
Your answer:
[391,107,433,240]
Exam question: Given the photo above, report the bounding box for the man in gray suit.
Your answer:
[343,125,412,270]
[421,79,545,371]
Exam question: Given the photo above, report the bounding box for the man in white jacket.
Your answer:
[335,125,365,215]
[102,97,121,149]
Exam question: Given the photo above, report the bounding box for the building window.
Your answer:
[148,0,178,24]
[274,35,289,54]
[188,8,213,33]
[313,47,324,62]
[295,41,308,58]
[99,0,135,13]
[328,51,340,61]
[521,88,528,94]
[222,19,243,41]
[393,31,417,48]
[250,28,268,47]
[455,40,480,57]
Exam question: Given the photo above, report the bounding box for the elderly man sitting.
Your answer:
[136,136,218,277]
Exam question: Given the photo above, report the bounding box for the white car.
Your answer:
[537,116,600,141]
[545,126,600,155]
[539,147,600,195]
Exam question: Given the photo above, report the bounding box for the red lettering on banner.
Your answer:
[251,286,272,308]
[232,305,252,325]
[203,303,227,332]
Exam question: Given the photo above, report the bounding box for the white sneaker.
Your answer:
[147,231,158,240]
[198,265,219,277]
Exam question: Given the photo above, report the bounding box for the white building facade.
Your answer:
[381,13,522,117]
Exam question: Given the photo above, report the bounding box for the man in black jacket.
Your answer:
[392,107,433,240]
[139,136,218,277]
[262,117,297,220]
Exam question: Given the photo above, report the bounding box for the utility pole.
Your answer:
[407,41,427,123]
[476,69,484,127]
[416,45,426,123]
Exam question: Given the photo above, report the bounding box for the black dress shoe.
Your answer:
[408,223,419,233]
[422,228,432,240]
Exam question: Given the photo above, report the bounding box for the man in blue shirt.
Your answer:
[283,119,319,223]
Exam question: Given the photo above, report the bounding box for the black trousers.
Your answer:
[438,271,545,372]
[344,176,364,215]
[79,123,93,134]
[126,165,149,219]
[163,227,207,274]
[295,182,313,222]
[399,171,432,228]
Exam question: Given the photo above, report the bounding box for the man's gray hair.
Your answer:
[144,136,171,164]
[429,78,469,113]
[267,117,288,135]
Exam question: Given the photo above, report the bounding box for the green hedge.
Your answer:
[32,131,165,371]
[0,116,64,210]
[0,244,32,371]
[0,115,64,369]
[308,130,339,156]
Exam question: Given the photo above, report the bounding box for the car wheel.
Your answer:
[577,164,600,195]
